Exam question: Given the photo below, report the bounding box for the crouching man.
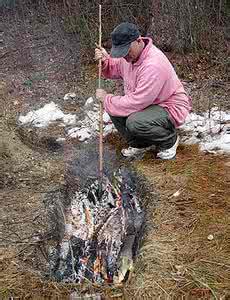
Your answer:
[95,22,191,159]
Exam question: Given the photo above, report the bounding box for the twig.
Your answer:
[152,279,169,296]
[200,259,230,269]
[188,271,218,300]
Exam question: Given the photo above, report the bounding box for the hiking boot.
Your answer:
[121,147,147,157]
[156,136,180,160]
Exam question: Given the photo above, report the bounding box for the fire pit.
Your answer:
[47,142,146,285]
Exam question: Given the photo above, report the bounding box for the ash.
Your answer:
[48,143,145,284]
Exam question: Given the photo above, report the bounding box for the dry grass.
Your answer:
[124,145,230,299]
[0,82,66,299]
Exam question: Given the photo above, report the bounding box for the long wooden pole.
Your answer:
[98,4,103,180]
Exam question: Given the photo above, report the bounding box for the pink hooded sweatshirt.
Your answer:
[102,38,192,127]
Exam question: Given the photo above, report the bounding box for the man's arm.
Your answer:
[104,65,166,116]
[95,46,123,80]
[101,57,123,80]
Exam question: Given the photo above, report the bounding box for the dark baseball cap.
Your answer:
[111,22,140,58]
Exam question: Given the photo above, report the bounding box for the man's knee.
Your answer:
[126,111,175,139]
[126,115,142,135]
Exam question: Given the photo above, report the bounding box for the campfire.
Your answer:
[48,143,145,285]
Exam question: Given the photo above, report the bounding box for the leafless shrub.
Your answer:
[150,0,229,54]
[1,0,228,62]
[61,0,153,62]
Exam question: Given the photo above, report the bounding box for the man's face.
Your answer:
[124,38,143,63]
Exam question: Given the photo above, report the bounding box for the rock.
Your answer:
[207,234,214,241]
[172,190,181,197]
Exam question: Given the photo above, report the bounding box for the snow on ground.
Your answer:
[18,98,230,154]
[18,97,115,142]
[65,97,115,142]
[180,107,230,154]
[18,102,76,127]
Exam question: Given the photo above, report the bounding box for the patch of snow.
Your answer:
[180,107,230,154]
[63,114,77,125]
[103,112,111,124]
[84,97,94,107]
[200,134,230,154]
[63,92,76,101]
[56,137,66,142]
[68,127,92,142]
[66,97,115,141]
[18,98,230,155]
[103,123,114,136]
[18,102,76,128]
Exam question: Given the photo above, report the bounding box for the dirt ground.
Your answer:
[1,5,230,298]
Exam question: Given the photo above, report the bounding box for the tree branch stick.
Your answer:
[98,4,103,180]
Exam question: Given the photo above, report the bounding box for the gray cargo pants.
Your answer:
[109,105,177,150]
